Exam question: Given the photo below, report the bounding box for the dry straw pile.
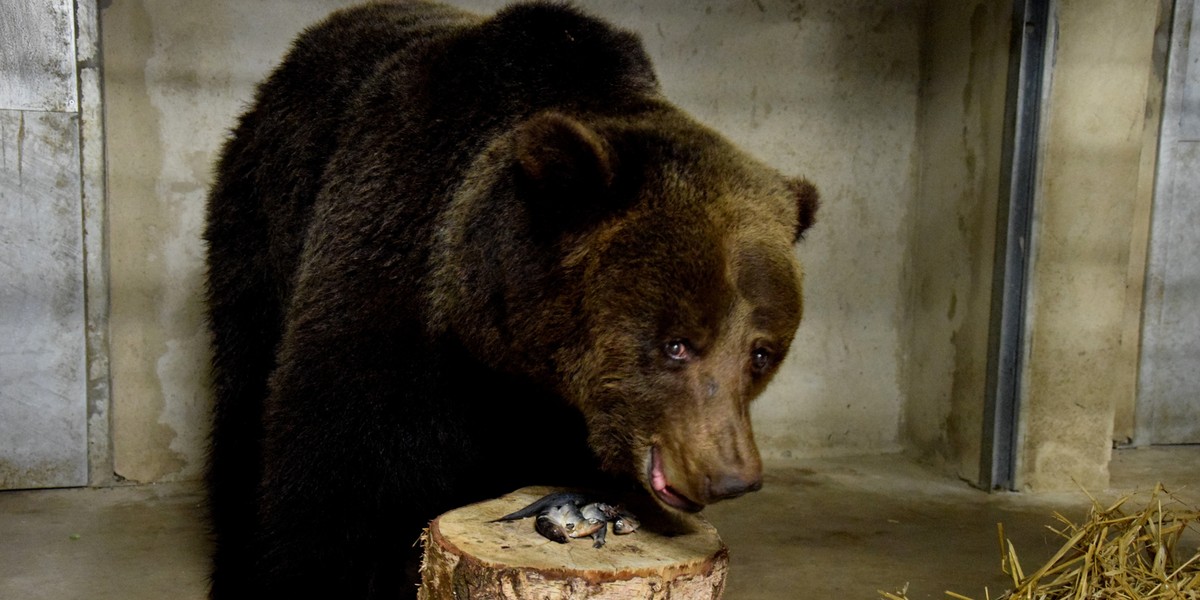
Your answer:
[881,484,1200,600]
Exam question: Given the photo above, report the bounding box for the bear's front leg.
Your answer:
[246,327,476,600]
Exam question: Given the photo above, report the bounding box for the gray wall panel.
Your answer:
[0,0,77,112]
[1138,0,1200,445]
[0,109,87,488]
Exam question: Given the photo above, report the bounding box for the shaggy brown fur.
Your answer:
[203,2,818,599]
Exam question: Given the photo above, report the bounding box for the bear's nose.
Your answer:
[706,472,763,501]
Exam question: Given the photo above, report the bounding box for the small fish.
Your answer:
[613,514,638,535]
[534,511,570,543]
[579,502,609,524]
[534,515,568,543]
[595,502,640,535]
[569,518,606,543]
[580,502,640,546]
[528,502,605,545]
[493,492,637,547]
[492,492,589,523]
[579,503,613,547]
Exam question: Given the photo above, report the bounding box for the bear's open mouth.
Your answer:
[649,446,704,513]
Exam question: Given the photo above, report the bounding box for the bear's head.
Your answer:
[438,107,818,512]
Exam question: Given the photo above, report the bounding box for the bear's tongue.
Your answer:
[650,447,703,512]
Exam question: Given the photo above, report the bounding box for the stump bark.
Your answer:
[418,486,729,600]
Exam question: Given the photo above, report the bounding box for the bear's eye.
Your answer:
[664,340,693,362]
[750,347,774,373]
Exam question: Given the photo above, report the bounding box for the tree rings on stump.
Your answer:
[418,486,729,599]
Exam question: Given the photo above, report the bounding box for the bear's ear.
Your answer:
[513,112,620,230]
[788,177,819,243]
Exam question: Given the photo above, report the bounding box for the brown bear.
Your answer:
[202,1,818,599]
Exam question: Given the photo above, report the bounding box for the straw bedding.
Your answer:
[880,485,1200,600]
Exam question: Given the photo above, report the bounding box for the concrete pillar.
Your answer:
[1017,0,1164,491]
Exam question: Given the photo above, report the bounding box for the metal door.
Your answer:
[1138,0,1200,445]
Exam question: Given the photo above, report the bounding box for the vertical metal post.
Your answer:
[981,0,1051,491]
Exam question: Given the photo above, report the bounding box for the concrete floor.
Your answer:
[1,448,1195,599]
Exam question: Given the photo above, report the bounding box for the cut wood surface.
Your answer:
[418,486,729,599]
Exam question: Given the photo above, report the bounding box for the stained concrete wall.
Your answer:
[102,1,354,482]
[101,0,920,482]
[1016,0,1165,491]
[904,0,1172,490]
[691,2,919,458]
[905,0,1012,483]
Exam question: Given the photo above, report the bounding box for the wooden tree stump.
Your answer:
[418,486,729,600]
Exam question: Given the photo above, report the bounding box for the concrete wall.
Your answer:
[96,0,1177,489]
[102,1,358,482]
[904,0,1012,483]
[902,0,1173,490]
[100,0,920,482]
[1016,0,1165,491]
